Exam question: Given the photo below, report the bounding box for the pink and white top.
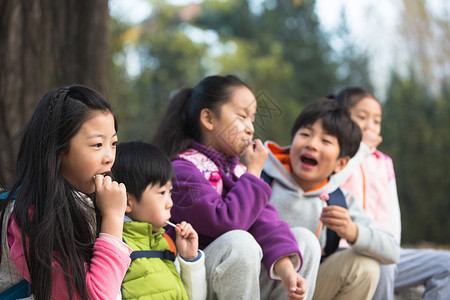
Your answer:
[341,150,401,244]
[7,216,132,299]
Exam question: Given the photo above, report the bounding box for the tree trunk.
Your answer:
[0,0,109,186]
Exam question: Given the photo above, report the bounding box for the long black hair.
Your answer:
[152,75,249,158]
[0,85,116,299]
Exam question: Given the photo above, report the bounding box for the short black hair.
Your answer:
[290,98,361,158]
[112,141,174,201]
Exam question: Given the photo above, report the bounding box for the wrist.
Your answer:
[246,168,262,178]
[181,250,201,262]
[274,256,294,277]
[347,223,359,244]
[100,214,124,239]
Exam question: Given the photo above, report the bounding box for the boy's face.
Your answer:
[290,118,349,191]
[126,181,173,232]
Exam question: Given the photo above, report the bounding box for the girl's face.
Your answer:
[349,97,382,136]
[60,111,117,194]
[126,181,173,232]
[209,86,256,156]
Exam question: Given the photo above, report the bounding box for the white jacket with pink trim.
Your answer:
[340,150,402,244]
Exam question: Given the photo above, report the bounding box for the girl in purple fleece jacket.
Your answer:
[153,75,321,300]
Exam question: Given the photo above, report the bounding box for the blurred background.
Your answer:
[1,0,449,246]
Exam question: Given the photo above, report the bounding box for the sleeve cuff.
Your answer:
[179,250,202,262]
[99,233,133,255]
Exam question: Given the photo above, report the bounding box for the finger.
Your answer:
[253,139,263,148]
[103,175,112,186]
[321,217,347,228]
[245,140,255,152]
[297,281,307,295]
[322,205,346,213]
[288,292,303,300]
[94,174,104,190]
[182,225,195,238]
[174,225,182,236]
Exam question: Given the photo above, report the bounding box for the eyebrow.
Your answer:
[354,109,382,117]
[87,132,118,139]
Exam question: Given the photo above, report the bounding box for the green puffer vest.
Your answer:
[122,221,188,300]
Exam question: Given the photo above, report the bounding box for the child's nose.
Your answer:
[306,136,319,149]
[167,197,173,209]
[104,146,115,164]
[366,120,377,131]
[244,119,254,135]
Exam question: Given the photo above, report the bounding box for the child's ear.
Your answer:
[199,108,215,131]
[125,192,134,214]
[334,156,350,174]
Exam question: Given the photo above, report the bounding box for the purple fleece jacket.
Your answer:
[167,141,302,275]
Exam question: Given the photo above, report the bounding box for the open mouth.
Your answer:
[300,155,318,166]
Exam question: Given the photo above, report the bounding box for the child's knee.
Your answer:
[291,226,321,262]
[352,254,381,283]
[220,230,262,263]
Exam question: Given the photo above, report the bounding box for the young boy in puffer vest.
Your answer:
[111,141,206,300]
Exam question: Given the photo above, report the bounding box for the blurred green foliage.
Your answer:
[108,0,449,244]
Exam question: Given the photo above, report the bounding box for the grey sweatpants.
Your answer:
[204,228,321,300]
[373,247,450,300]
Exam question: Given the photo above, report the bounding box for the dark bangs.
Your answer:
[112,141,174,201]
[290,98,361,158]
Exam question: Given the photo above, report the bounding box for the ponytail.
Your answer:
[153,75,249,159]
[153,87,194,159]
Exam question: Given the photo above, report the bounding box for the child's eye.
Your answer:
[322,139,332,144]
[93,143,102,148]
[112,141,118,147]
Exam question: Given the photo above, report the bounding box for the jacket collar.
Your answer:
[190,141,239,172]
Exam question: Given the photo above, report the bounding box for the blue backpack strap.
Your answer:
[322,188,347,259]
[130,249,176,262]
[122,236,177,262]
[260,170,273,186]
[0,280,31,299]
[0,191,14,200]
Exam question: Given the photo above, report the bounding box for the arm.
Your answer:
[273,256,307,300]
[178,250,207,300]
[345,191,400,264]
[8,218,132,300]
[249,203,302,279]
[171,160,271,237]
[387,177,402,244]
